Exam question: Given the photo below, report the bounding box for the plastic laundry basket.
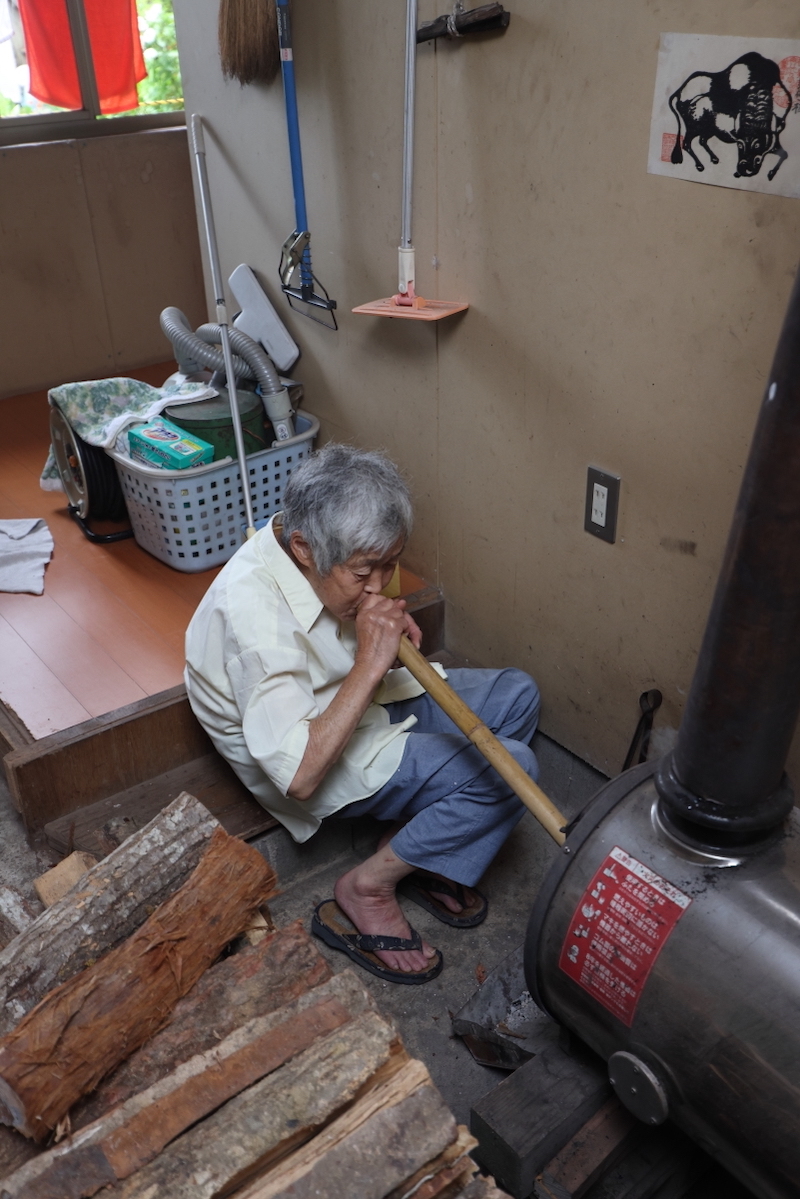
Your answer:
[107,412,318,572]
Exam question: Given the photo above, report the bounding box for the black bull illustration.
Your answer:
[669,51,792,181]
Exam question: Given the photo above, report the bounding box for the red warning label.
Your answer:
[559,846,691,1027]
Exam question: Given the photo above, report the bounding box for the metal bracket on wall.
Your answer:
[416,2,510,43]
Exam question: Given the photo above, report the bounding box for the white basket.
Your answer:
[107,412,319,572]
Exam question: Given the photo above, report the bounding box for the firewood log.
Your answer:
[101,1011,404,1198]
[0,971,374,1199]
[73,919,331,1130]
[0,793,218,1036]
[230,1057,457,1199]
[0,889,40,951]
[0,826,276,1141]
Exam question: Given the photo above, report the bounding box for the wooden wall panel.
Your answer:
[0,128,205,399]
[78,129,207,370]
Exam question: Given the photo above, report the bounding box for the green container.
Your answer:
[165,388,269,461]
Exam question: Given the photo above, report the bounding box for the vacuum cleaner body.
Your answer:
[526,765,800,1199]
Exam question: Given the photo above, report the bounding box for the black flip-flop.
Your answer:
[311,900,443,986]
[397,873,488,928]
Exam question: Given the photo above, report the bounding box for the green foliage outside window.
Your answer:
[132,0,184,116]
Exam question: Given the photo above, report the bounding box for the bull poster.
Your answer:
[648,33,800,199]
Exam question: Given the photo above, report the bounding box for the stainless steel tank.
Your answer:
[526,267,800,1199]
[526,763,800,1199]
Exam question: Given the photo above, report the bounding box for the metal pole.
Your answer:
[656,263,800,839]
[276,0,313,294]
[400,0,417,250]
[190,115,256,538]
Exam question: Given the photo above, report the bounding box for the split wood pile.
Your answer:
[0,825,276,1141]
[0,792,509,1199]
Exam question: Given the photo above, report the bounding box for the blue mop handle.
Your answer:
[276,0,312,288]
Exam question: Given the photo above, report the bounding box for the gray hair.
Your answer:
[281,443,413,576]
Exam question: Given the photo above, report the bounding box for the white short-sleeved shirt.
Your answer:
[184,516,438,842]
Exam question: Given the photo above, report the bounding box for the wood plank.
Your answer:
[0,793,219,1035]
[581,1124,708,1199]
[73,919,333,1130]
[40,552,186,694]
[0,824,276,1141]
[0,704,34,758]
[1,971,373,1198]
[0,451,211,644]
[404,583,445,654]
[534,1099,639,1199]
[232,1058,455,1199]
[470,1044,610,1199]
[0,591,147,717]
[43,751,276,857]
[4,685,212,831]
[0,615,91,741]
[33,851,98,907]
[106,1010,406,1199]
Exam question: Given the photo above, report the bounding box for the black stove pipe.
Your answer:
[655,265,800,842]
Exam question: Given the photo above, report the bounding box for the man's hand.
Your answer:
[355,594,422,679]
[287,597,421,803]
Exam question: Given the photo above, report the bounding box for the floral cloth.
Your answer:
[41,376,216,491]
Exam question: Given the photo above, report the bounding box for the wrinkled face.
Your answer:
[290,533,405,622]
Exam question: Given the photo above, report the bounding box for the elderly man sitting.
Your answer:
[185,444,540,984]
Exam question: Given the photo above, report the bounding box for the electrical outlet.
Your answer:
[585,467,620,544]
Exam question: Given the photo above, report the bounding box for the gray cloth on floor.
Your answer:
[0,520,54,595]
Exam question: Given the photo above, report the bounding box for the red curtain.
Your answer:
[19,0,146,115]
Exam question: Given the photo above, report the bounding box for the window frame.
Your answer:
[0,0,185,147]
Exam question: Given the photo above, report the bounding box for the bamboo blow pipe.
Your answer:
[397,637,567,846]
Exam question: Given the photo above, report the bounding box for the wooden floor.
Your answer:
[0,371,432,743]
[0,363,222,740]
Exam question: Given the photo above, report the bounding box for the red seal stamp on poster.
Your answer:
[559,846,692,1027]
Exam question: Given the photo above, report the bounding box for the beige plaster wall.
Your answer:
[172,0,800,776]
[0,127,205,398]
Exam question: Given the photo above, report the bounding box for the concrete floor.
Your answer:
[257,731,607,1127]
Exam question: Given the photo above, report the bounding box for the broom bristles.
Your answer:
[219,0,279,86]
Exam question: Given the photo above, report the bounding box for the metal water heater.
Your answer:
[525,268,800,1199]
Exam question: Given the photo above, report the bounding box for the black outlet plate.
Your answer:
[584,467,620,544]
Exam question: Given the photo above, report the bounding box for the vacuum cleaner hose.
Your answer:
[160,307,295,441]
[160,307,254,379]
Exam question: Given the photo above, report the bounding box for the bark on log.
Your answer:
[73,919,330,1130]
[231,1058,456,1199]
[0,1129,38,1187]
[0,825,277,1141]
[0,793,219,1035]
[0,890,40,951]
[0,971,374,1199]
[104,1010,404,1199]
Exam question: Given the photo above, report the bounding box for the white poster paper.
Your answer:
[648,33,800,199]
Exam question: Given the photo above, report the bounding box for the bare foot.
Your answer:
[375,831,470,917]
[334,848,438,974]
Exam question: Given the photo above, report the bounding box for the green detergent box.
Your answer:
[128,417,214,470]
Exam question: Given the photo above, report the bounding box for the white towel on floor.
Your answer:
[0,520,54,595]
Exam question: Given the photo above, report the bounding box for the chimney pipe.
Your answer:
[655,266,800,843]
